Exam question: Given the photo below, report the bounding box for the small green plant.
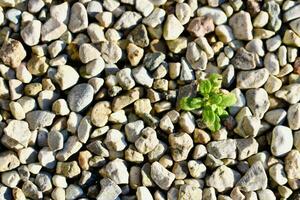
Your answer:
[180,74,236,132]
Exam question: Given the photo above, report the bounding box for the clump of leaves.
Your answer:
[180,74,236,132]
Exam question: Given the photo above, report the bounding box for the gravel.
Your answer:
[0,1,299,199]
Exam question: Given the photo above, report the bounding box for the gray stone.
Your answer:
[264,109,286,125]
[41,18,67,42]
[237,68,269,89]
[132,66,153,88]
[26,111,55,130]
[207,139,236,160]
[275,83,300,104]
[229,11,253,40]
[48,130,64,151]
[143,52,165,71]
[67,83,94,112]
[271,126,293,157]
[151,161,175,190]
[231,48,256,70]
[21,20,42,46]
[206,165,240,192]
[96,178,122,200]
[246,88,270,119]
[68,2,88,33]
[288,103,300,130]
[236,161,268,192]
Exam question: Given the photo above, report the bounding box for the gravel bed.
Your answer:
[0,0,300,199]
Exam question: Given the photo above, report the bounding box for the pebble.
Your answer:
[100,41,122,64]
[0,39,26,68]
[21,20,41,46]
[116,68,135,90]
[135,127,159,154]
[104,129,127,151]
[246,88,270,119]
[96,178,122,200]
[68,2,88,33]
[231,47,256,70]
[175,3,191,25]
[207,139,236,160]
[283,4,300,22]
[253,11,269,28]
[4,120,31,147]
[206,165,240,192]
[52,65,79,90]
[197,7,227,25]
[56,136,82,161]
[287,103,300,130]
[79,43,101,64]
[236,68,269,89]
[47,130,64,151]
[26,111,55,130]
[136,0,154,17]
[269,163,288,185]
[236,161,267,192]
[67,83,94,112]
[187,16,214,37]
[127,43,144,66]
[264,52,280,75]
[215,25,234,43]
[131,66,153,88]
[163,14,184,40]
[56,161,81,178]
[125,120,144,143]
[143,8,166,28]
[178,185,202,200]
[236,138,258,160]
[264,109,286,125]
[65,184,83,200]
[1,170,20,188]
[114,11,142,30]
[41,18,67,42]
[285,150,300,179]
[38,147,56,169]
[150,161,175,190]
[229,11,253,40]
[50,2,70,24]
[100,158,129,184]
[271,126,293,157]
[0,151,20,172]
[275,83,300,104]
[169,133,193,162]
[91,101,111,127]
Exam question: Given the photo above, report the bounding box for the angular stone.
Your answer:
[206,165,240,192]
[187,16,214,37]
[100,158,129,184]
[0,151,20,172]
[207,139,237,160]
[0,39,26,68]
[231,48,256,70]
[96,178,122,200]
[26,111,55,130]
[41,18,67,42]
[275,83,300,104]
[236,161,268,192]
[4,120,31,148]
[151,161,175,190]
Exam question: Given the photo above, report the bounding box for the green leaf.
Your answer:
[213,115,221,132]
[209,93,222,104]
[215,106,228,117]
[209,73,222,91]
[202,107,215,125]
[180,97,202,111]
[219,93,237,107]
[199,80,212,95]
